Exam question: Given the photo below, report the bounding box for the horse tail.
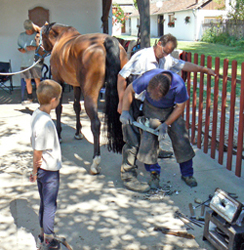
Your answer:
[103,36,124,153]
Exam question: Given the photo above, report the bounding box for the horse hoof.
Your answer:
[89,166,101,175]
[89,156,101,175]
[74,133,83,140]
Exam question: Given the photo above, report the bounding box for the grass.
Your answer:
[117,35,243,95]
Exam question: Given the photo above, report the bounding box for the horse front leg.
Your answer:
[73,86,83,140]
[84,96,101,175]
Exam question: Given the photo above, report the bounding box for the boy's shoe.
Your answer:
[36,235,44,249]
[181,176,198,187]
[148,171,160,189]
[41,239,60,250]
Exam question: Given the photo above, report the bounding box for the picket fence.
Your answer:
[182,52,244,177]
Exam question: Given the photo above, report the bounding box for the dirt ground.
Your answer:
[1,89,244,250]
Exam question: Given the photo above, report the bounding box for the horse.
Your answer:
[35,22,128,175]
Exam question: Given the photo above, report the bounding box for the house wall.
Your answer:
[195,9,228,40]
[164,11,195,41]
[150,15,158,37]
[130,7,228,42]
[131,17,139,36]
[0,0,108,87]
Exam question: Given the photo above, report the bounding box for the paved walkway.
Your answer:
[0,89,244,250]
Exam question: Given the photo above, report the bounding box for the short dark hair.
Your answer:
[37,80,62,105]
[159,33,177,49]
[147,74,171,101]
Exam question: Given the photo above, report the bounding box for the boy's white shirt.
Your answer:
[30,108,62,171]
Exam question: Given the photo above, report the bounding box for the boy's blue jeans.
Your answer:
[144,159,193,176]
[37,169,60,236]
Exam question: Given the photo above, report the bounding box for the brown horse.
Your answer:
[35,22,128,174]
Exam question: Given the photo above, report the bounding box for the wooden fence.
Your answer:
[202,19,244,39]
[182,52,244,177]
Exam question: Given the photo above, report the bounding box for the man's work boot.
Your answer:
[158,149,173,159]
[121,170,150,193]
[181,176,198,187]
[148,171,160,189]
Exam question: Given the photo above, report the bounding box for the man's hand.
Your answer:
[18,48,26,53]
[203,67,216,76]
[155,122,168,141]
[120,110,133,124]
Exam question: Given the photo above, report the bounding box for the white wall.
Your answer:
[0,0,105,87]
[130,17,139,36]
[150,15,158,37]
[163,11,195,41]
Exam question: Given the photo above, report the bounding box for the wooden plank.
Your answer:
[226,60,237,170]
[203,56,212,153]
[218,59,228,165]
[235,62,244,177]
[197,54,205,149]
[191,53,198,144]
[186,52,192,130]
[211,57,220,159]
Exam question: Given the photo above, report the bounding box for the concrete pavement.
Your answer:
[0,89,244,250]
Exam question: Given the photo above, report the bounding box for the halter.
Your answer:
[35,29,51,59]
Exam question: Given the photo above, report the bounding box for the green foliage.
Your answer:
[133,0,138,9]
[201,27,218,43]
[112,3,126,24]
[227,0,244,22]
[201,27,244,48]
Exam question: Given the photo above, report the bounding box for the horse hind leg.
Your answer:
[83,95,101,175]
[73,86,83,140]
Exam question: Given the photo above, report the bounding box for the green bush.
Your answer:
[201,28,244,47]
[201,28,217,43]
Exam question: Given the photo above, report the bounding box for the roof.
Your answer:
[130,0,212,17]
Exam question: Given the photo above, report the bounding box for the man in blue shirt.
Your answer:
[120,69,196,191]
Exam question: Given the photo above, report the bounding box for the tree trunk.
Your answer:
[137,0,150,48]
[101,0,112,34]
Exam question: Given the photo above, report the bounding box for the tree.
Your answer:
[227,0,244,22]
[137,0,150,48]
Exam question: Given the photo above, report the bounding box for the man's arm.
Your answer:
[117,74,127,114]
[182,61,216,76]
[164,101,186,126]
[122,83,135,111]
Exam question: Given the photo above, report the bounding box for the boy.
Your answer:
[29,79,62,249]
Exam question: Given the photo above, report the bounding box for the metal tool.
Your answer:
[154,226,195,239]
[195,194,213,209]
[132,121,159,136]
[174,212,194,230]
[189,203,196,219]
[175,211,202,228]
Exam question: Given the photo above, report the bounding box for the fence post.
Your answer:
[211,57,220,159]
[186,52,192,130]
[191,53,198,144]
[235,62,244,177]
[218,59,229,165]
[203,56,212,153]
[197,54,205,149]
